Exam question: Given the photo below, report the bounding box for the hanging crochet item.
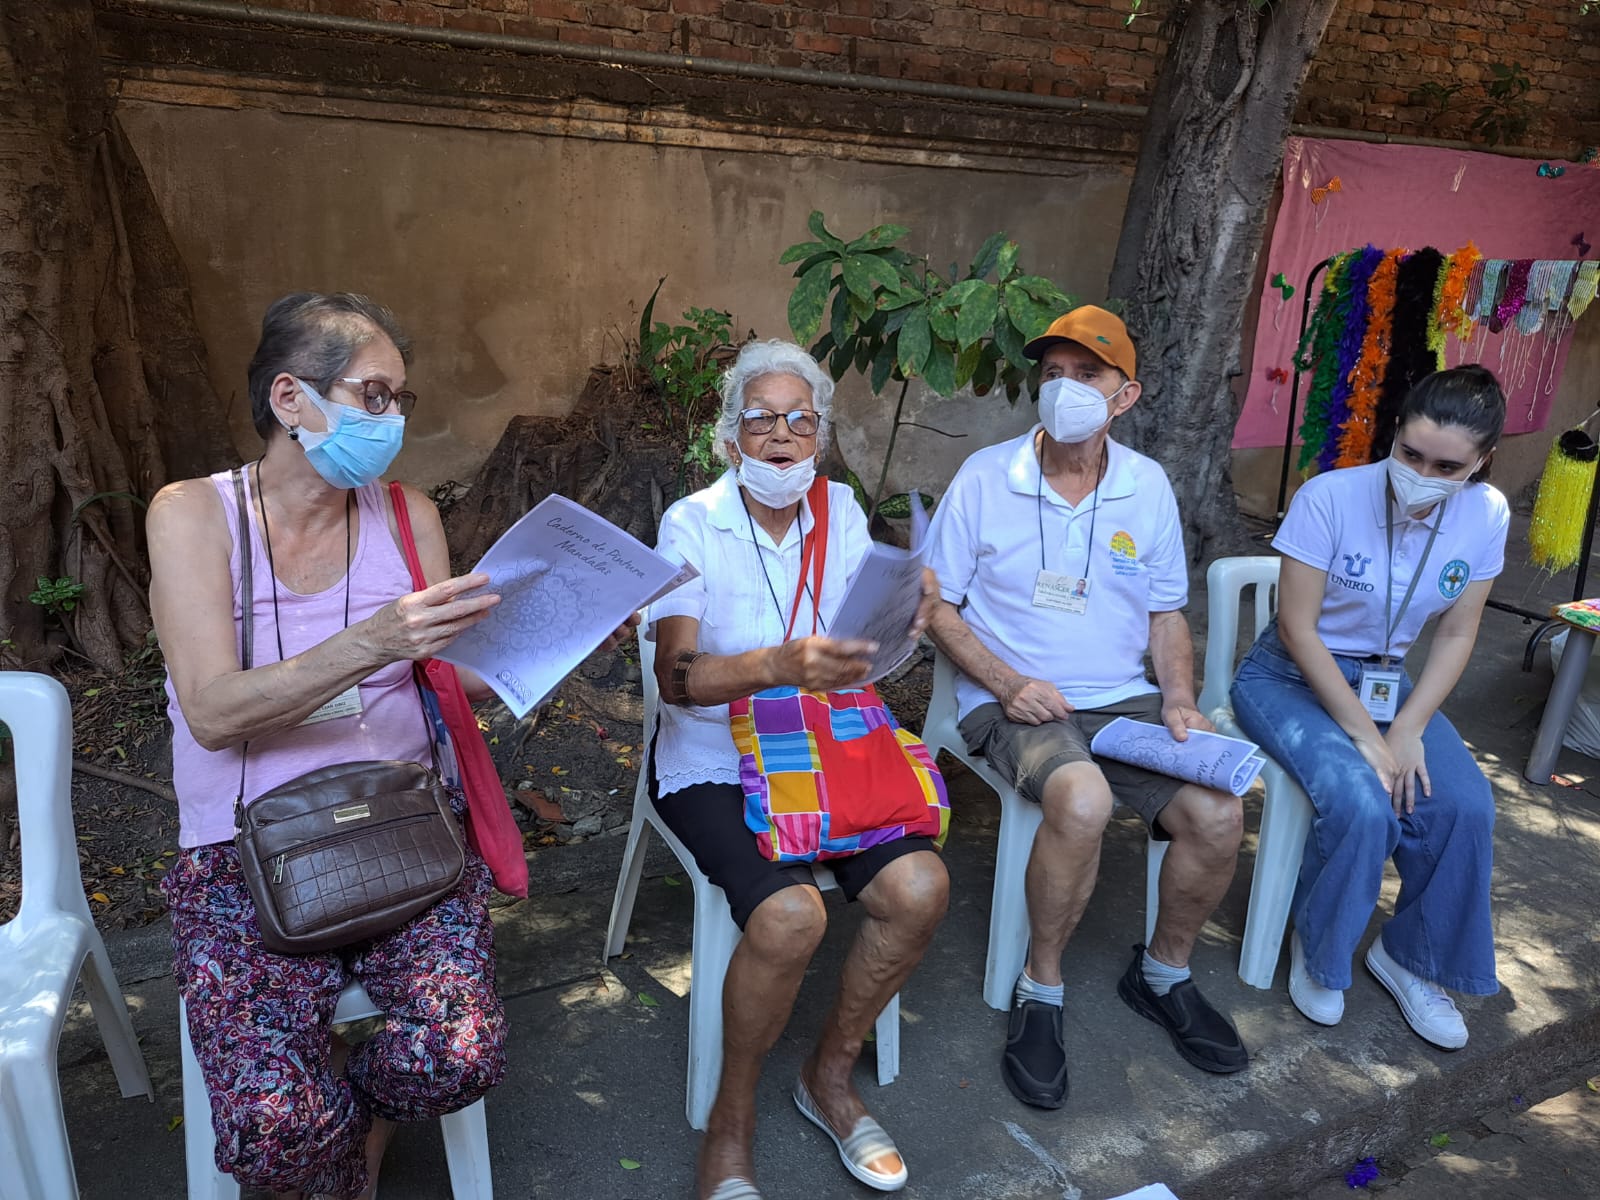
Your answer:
[1529,429,1599,572]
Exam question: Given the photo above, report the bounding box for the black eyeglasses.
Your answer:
[739,408,820,437]
[335,377,418,418]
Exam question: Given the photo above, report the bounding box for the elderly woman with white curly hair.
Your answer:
[647,339,949,1199]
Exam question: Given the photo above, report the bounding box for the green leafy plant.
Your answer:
[637,281,735,438]
[1413,62,1534,146]
[1471,61,1532,146]
[1409,80,1465,124]
[28,576,85,619]
[781,211,1073,520]
[683,421,719,477]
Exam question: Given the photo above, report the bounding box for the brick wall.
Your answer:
[129,0,1599,147]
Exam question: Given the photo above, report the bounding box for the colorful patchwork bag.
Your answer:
[729,478,948,863]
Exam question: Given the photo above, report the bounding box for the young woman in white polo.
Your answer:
[1230,365,1509,1048]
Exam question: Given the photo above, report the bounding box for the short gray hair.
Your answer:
[247,292,412,438]
[713,339,834,463]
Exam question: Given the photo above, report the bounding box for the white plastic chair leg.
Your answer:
[441,1098,493,1200]
[1238,761,1315,989]
[685,877,740,1131]
[179,997,240,1200]
[81,934,154,1100]
[0,1054,77,1200]
[982,793,1043,1012]
[1143,837,1167,947]
[603,799,652,960]
[872,994,901,1086]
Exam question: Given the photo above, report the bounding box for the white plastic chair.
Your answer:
[919,650,1166,1013]
[179,979,492,1198]
[603,632,901,1132]
[0,671,153,1200]
[1194,556,1315,990]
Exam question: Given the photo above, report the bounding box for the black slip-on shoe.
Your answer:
[1002,999,1069,1108]
[1116,943,1249,1074]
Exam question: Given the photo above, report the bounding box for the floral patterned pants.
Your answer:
[163,815,507,1199]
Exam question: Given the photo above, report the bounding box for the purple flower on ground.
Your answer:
[1345,1156,1379,1188]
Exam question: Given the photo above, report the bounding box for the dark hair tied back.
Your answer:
[1373,364,1506,483]
[246,293,412,439]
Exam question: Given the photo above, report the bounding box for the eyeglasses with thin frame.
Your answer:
[334,377,419,418]
[739,408,820,437]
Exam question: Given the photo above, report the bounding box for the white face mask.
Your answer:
[737,453,816,508]
[1038,376,1127,444]
[1386,453,1479,518]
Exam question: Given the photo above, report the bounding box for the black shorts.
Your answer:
[653,777,937,930]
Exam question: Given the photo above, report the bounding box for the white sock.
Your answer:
[1014,968,1064,1008]
[1141,949,1191,996]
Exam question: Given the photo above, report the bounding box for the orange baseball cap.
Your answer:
[1023,305,1136,378]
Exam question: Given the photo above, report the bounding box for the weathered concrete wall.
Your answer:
[119,100,1127,491]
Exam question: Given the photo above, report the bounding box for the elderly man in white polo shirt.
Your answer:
[927,305,1246,1108]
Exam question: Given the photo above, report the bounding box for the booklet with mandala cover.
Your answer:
[438,495,696,717]
[1089,717,1267,797]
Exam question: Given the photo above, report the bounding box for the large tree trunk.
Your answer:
[0,1,235,671]
[1109,0,1340,560]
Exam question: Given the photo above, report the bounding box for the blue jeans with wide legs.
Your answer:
[1230,623,1498,995]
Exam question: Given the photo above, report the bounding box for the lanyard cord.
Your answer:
[741,496,826,640]
[255,458,353,660]
[1036,437,1105,577]
[1382,492,1445,664]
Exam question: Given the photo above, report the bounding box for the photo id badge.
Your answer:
[1032,569,1089,615]
[299,684,363,727]
[1358,666,1402,724]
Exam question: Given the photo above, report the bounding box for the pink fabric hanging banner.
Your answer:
[1236,138,1600,449]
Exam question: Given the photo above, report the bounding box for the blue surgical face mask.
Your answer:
[289,378,405,490]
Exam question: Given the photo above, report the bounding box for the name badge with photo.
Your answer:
[1358,666,1402,724]
[299,684,363,726]
[1032,569,1090,615]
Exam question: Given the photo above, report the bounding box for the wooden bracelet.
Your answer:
[667,649,706,706]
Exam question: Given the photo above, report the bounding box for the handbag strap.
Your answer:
[389,480,428,592]
[387,482,449,777]
[231,467,254,808]
[784,476,830,641]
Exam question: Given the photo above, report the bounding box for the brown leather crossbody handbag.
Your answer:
[228,468,465,955]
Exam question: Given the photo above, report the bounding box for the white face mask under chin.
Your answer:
[1386,453,1479,517]
[737,453,816,508]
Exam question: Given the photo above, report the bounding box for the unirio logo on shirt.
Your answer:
[1331,550,1376,593]
[1438,558,1469,600]
[1341,552,1372,578]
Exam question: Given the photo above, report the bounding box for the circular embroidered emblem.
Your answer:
[1109,531,1137,559]
[1438,558,1470,600]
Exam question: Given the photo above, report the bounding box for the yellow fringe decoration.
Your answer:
[1529,431,1598,572]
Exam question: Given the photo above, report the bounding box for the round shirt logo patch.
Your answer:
[1438,559,1470,600]
[1109,531,1137,559]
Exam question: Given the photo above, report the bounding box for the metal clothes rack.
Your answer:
[1268,254,1600,670]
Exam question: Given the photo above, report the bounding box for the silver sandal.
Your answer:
[792,1077,908,1192]
[706,1178,764,1200]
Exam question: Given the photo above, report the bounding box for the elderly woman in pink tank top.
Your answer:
[149,294,520,1199]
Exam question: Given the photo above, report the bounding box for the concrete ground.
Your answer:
[46,518,1600,1199]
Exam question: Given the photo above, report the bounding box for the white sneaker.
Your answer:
[1365,939,1468,1049]
[1288,930,1344,1025]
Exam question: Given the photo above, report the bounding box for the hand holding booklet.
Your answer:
[827,491,932,685]
[438,495,695,717]
[1088,717,1267,797]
